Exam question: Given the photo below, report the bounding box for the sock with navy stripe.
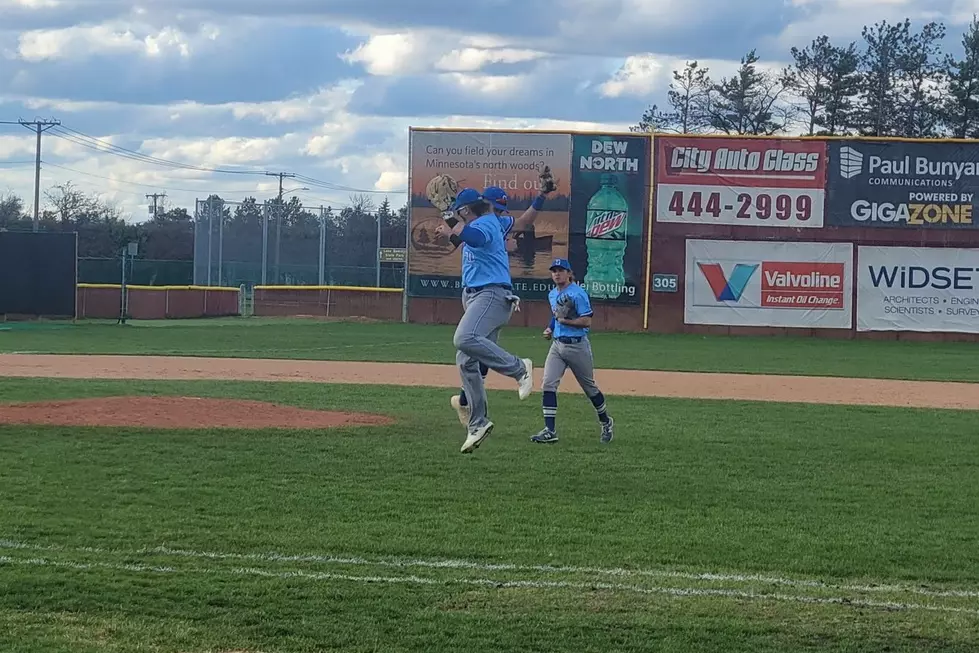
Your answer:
[543,391,557,431]
[590,391,610,424]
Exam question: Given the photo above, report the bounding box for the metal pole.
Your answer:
[376,213,382,288]
[119,248,127,324]
[318,206,325,285]
[33,124,41,232]
[193,199,199,285]
[207,198,213,286]
[217,199,224,286]
[261,201,268,285]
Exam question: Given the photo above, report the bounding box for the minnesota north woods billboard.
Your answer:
[407,128,650,302]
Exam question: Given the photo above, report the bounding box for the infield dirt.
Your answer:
[1,353,978,411]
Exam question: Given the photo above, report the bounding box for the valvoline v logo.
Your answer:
[698,262,759,301]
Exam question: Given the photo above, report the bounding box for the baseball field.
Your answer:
[1,317,978,652]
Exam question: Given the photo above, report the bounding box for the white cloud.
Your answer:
[141,135,289,167]
[599,54,667,98]
[435,47,543,72]
[440,72,528,96]
[600,53,791,99]
[340,33,427,75]
[341,30,546,77]
[16,21,219,61]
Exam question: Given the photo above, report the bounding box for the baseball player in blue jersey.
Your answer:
[531,258,614,444]
[449,183,552,427]
[435,187,534,454]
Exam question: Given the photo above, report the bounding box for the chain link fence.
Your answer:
[192,197,406,289]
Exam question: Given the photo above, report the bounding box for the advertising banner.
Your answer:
[826,140,979,228]
[685,239,853,328]
[856,246,979,332]
[567,133,649,303]
[655,137,826,228]
[407,129,572,299]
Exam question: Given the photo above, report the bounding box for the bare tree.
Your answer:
[707,50,797,135]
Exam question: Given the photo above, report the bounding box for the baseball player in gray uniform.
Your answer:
[450,181,553,426]
[531,258,614,444]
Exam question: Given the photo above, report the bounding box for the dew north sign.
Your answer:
[826,140,979,228]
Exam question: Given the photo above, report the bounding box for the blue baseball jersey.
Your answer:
[499,214,515,238]
[549,282,593,338]
[461,214,512,288]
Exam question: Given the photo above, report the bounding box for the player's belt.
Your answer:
[557,336,582,344]
[464,283,512,293]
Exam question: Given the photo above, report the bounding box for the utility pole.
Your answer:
[146,192,166,218]
[1,118,60,231]
[265,171,294,283]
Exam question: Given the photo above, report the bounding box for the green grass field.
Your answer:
[2,318,978,651]
[2,317,979,380]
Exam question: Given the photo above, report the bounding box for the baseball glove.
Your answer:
[425,173,460,212]
[539,165,556,194]
[554,293,577,320]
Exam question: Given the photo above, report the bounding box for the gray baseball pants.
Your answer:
[453,284,525,429]
[541,336,600,397]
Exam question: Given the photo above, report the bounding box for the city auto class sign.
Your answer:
[826,141,979,228]
[655,137,827,228]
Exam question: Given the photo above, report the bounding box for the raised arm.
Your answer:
[512,193,547,232]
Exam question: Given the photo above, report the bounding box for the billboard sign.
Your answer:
[407,129,572,299]
[857,245,979,332]
[685,239,853,328]
[568,133,649,303]
[826,140,979,228]
[406,128,650,303]
[655,137,826,228]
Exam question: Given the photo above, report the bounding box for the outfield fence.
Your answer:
[192,198,406,289]
[76,284,239,320]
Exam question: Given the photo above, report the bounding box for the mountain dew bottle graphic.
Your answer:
[584,173,628,299]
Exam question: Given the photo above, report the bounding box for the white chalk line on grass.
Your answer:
[1,554,976,617]
[2,538,977,600]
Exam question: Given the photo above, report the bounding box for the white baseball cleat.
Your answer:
[461,421,493,454]
[450,395,470,426]
[517,358,534,400]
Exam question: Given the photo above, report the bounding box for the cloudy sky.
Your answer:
[0,0,971,219]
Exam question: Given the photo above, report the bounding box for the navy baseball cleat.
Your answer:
[531,428,559,444]
[600,417,614,443]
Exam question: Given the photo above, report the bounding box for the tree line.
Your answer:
[633,16,979,138]
[0,182,408,266]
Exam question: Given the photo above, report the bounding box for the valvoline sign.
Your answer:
[698,261,845,309]
[685,239,854,329]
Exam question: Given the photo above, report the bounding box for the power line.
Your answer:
[39,161,270,195]
[50,125,266,176]
[51,125,406,194]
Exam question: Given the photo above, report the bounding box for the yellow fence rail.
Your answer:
[77,284,240,292]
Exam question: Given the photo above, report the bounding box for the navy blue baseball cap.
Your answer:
[549,258,572,271]
[449,187,483,211]
[482,186,509,212]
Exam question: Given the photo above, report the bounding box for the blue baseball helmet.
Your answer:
[449,187,483,211]
[482,186,509,212]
